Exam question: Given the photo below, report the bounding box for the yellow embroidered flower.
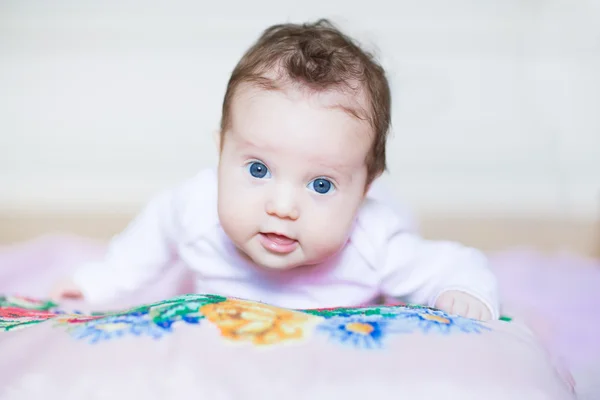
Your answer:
[200,299,319,346]
[420,313,451,324]
[345,322,376,335]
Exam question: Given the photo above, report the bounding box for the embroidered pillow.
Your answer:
[0,294,575,399]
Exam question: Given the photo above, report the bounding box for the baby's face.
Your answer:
[217,85,373,270]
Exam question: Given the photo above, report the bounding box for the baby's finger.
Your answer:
[465,303,483,320]
[478,306,492,322]
[63,289,83,299]
[466,303,492,321]
[451,298,469,317]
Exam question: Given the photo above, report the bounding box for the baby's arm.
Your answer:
[379,232,499,320]
[52,180,193,304]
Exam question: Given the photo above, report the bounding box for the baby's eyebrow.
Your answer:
[232,134,274,152]
[312,160,353,181]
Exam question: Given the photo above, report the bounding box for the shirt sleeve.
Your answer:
[70,188,181,304]
[379,229,500,319]
[70,170,214,304]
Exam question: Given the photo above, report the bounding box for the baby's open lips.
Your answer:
[258,232,299,254]
[259,232,297,245]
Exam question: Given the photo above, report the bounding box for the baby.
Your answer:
[51,20,499,321]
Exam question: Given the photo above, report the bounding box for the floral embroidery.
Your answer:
[312,305,489,348]
[200,298,320,345]
[0,306,57,331]
[304,305,399,319]
[149,294,226,329]
[61,295,228,343]
[0,295,57,311]
[317,315,410,349]
[0,294,493,345]
[0,307,55,320]
[55,313,104,324]
[391,307,490,334]
[0,318,46,331]
[68,313,168,344]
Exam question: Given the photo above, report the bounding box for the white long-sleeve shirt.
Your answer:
[71,168,499,317]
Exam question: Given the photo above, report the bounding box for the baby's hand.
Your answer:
[50,278,84,302]
[434,290,492,321]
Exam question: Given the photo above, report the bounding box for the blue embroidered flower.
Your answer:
[69,314,169,344]
[317,315,410,349]
[392,307,489,334]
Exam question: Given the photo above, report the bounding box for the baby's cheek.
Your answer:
[218,192,257,239]
[303,222,347,259]
[220,181,258,213]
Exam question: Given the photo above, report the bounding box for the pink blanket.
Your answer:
[1,234,599,396]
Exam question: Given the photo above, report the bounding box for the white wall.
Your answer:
[1,0,598,218]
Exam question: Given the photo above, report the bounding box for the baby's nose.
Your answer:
[266,185,299,220]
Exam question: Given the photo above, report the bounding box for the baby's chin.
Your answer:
[252,251,337,272]
[249,252,307,271]
[243,246,322,271]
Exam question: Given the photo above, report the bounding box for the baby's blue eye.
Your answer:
[248,161,270,179]
[309,178,334,194]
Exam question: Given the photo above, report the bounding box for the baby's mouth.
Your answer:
[258,232,298,254]
[262,233,295,244]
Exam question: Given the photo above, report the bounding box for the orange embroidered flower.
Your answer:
[200,299,319,346]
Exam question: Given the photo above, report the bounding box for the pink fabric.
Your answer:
[491,249,600,370]
[0,299,575,399]
[1,235,599,397]
[0,235,195,309]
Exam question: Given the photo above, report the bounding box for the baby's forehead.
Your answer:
[228,82,374,171]
[234,80,371,124]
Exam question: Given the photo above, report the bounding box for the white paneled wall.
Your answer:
[0,0,598,218]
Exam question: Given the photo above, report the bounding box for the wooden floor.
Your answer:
[1,211,598,257]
